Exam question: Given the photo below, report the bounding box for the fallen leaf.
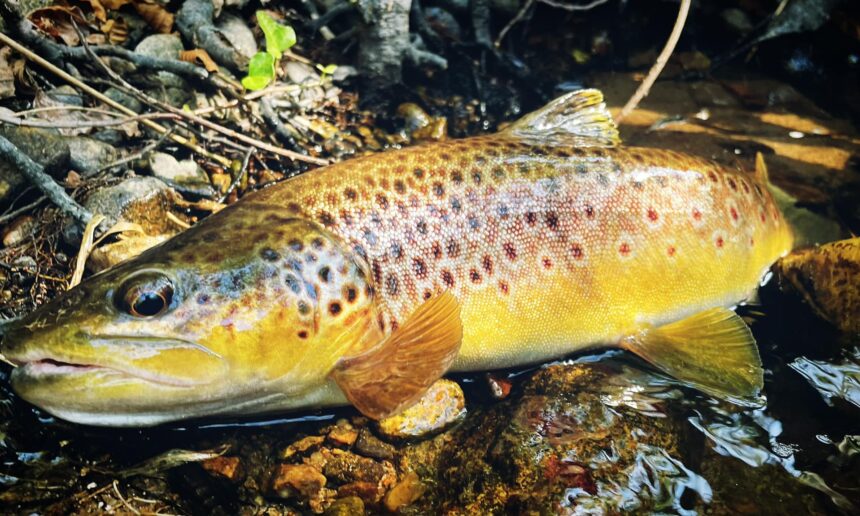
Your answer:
[100,0,131,9]
[28,6,89,46]
[101,16,129,45]
[133,0,174,34]
[180,49,219,73]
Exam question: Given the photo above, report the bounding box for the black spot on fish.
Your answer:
[285,274,301,293]
[546,212,559,231]
[329,302,342,316]
[414,168,425,179]
[196,293,210,305]
[297,330,308,339]
[413,258,428,279]
[318,266,331,283]
[447,239,460,258]
[288,239,303,251]
[441,269,455,287]
[386,275,399,296]
[345,285,358,303]
[260,248,280,262]
[297,301,310,315]
[416,220,428,234]
[389,243,403,260]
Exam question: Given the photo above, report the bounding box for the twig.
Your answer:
[70,214,104,288]
[537,0,611,11]
[495,0,536,47]
[617,0,691,122]
[98,128,176,173]
[0,135,91,224]
[0,111,179,128]
[0,30,233,168]
[112,481,142,516]
[165,211,191,229]
[219,147,255,203]
[0,196,46,225]
[77,32,328,167]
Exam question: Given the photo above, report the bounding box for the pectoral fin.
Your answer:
[620,308,764,406]
[331,292,463,419]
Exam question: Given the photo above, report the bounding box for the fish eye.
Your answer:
[116,273,175,317]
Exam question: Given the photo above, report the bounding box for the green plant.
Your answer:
[241,11,297,91]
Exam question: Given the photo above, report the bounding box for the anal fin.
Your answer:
[331,292,463,419]
[620,308,764,406]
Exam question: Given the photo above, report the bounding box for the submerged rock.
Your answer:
[377,379,466,441]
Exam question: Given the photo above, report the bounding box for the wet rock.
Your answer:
[384,471,425,512]
[322,449,393,485]
[324,495,364,515]
[0,126,70,202]
[62,176,178,245]
[2,216,36,247]
[271,463,327,499]
[148,152,211,187]
[377,379,465,441]
[396,103,448,141]
[790,350,860,409]
[134,35,187,89]
[286,61,320,85]
[67,137,119,175]
[354,428,396,461]
[401,361,700,513]
[215,14,257,61]
[283,436,326,459]
[327,420,358,447]
[775,237,860,332]
[104,87,144,114]
[201,456,243,482]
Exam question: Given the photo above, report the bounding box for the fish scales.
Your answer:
[1,90,793,426]
[246,137,790,370]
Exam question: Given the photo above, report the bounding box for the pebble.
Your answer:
[354,428,396,461]
[270,463,327,499]
[324,496,365,515]
[201,456,243,482]
[383,472,425,512]
[377,379,466,440]
[327,421,359,447]
[2,215,36,247]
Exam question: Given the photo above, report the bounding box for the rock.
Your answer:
[322,449,392,485]
[45,85,84,107]
[324,495,364,515]
[721,7,754,32]
[336,482,379,504]
[134,35,186,89]
[383,471,425,512]
[327,421,358,447]
[201,456,243,482]
[87,233,172,272]
[2,216,36,247]
[104,87,144,114]
[285,61,321,85]
[147,152,210,187]
[354,429,396,461]
[775,237,860,333]
[400,361,701,513]
[216,14,257,61]
[377,379,466,440]
[282,435,326,459]
[0,126,70,202]
[271,463,327,499]
[62,176,178,245]
[67,137,119,176]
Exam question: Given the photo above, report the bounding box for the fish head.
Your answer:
[2,212,378,426]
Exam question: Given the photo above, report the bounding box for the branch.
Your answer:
[617,0,691,122]
[0,135,91,224]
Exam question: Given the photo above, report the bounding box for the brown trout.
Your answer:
[1,90,793,426]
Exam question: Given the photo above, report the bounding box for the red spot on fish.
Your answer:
[750,237,755,247]
[647,208,659,222]
[570,244,584,260]
[584,205,595,218]
[742,180,750,194]
[499,281,509,295]
[716,236,725,248]
[692,208,702,221]
[619,242,631,256]
[297,330,308,339]
[667,246,676,257]
[503,242,517,261]
[760,211,766,223]
[432,242,443,260]
[708,171,718,183]
[730,207,739,221]
[542,257,553,269]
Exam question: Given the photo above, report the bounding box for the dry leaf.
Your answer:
[179,49,219,73]
[75,0,107,21]
[101,16,129,45]
[134,1,174,34]
[101,0,131,9]
[28,6,89,46]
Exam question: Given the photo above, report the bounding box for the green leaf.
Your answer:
[257,10,296,60]
[241,52,275,91]
[317,63,338,76]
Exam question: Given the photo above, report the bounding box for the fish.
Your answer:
[0,90,793,426]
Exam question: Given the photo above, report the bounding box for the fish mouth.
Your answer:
[6,334,229,388]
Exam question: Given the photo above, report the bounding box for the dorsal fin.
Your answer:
[500,89,620,147]
[755,152,769,183]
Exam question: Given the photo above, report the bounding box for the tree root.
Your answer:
[0,135,91,224]
[176,0,249,72]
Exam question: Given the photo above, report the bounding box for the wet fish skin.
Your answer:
[0,90,793,426]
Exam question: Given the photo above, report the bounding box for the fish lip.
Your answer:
[8,334,224,388]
